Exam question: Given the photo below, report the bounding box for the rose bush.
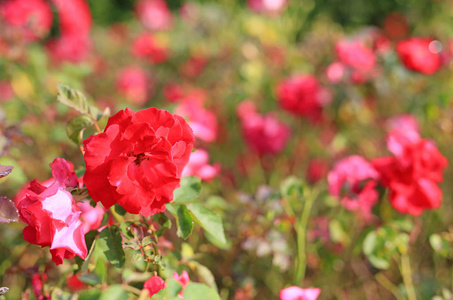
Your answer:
[83,107,195,216]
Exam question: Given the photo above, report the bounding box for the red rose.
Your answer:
[83,107,195,216]
[132,33,169,64]
[276,75,324,122]
[372,129,448,215]
[396,37,441,75]
[143,275,166,296]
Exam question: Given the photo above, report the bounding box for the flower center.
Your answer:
[134,153,147,165]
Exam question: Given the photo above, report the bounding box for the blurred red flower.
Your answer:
[334,40,377,83]
[17,158,87,265]
[396,37,441,75]
[67,273,87,291]
[83,107,194,216]
[237,101,291,156]
[116,66,151,106]
[143,275,166,297]
[132,33,169,64]
[372,129,448,215]
[0,0,52,41]
[277,75,324,122]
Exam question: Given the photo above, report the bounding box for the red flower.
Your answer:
[237,100,291,156]
[17,158,87,265]
[396,37,441,75]
[277,75,324,122]
[132,33,169,64]
[83,107,195,216]
[0,0,52,41]
[143,275,166,296]
[67,274,87,291]
[372,129,448,215]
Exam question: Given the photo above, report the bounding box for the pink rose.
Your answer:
[132,33,169,64]
[328,155,379,221]
[280,286,321,300]
[17,158,87,265]
[136,0,173,31]
[238,101,291,155]
[116,67,151,106]
[182,149,220,181]
[143,275,166,297]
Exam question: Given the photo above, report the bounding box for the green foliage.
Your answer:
[98,225,126,269]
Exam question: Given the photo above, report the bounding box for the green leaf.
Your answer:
[67,114,94,144]
[120,221,134,239]
[191,261,218,292]
[79,290,102,300]
[57,84,107,121]
[176,205,194,239]
[81,238,97,273]
[78,273,101,286]
[173,176,202,204]
[98,225,125,268]
[280,176,304,198]
[153,213,172,237]
[183,283,220,300]
[99,285,129,300]
[186,204,227,246]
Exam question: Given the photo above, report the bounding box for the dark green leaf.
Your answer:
[78,273,101,286]
[67,114,93,144]
[183,283,221,300]
[176,205,194,239]
[120,221,134,239]
[98,225,125,268]
[153,213,171,237]
[186,204,226,246]
[114,204,127,216]
[173,176,202,204]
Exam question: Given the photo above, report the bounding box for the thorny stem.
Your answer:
[400,252,417,300]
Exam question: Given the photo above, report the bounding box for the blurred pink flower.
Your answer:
[248,0,287,15]
[31,273,48,299]
[277,75,324,122]
[386,114,419,135]
[326,62,346,83]
[306,158,329,184]
[46,34,92,63]
[136,0,173,31]
[237,101,291,156]
[76,200,105,234]
[0,81,14,103]
[132,33,169,64]
[335,40,376,83]
[279,286,321,300]
[116,66,151,106]
[182,149,220,181]
[328,155,379,221]
[180,55,208,78]
[143,275,167,297]
[17,158,87,265]
[372,129,447,215]
[396,37,441,75]
[175,98,218,143]
[0,0,52,41]
[173,270,190,298]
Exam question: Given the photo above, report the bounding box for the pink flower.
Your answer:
[386,114,419,135]
[132,33,169,64]
[237,101,291,156]
[0,0,52,41]
[328,155,379,221]
[334,40,376,83]
[0,81,14,103]
[372,129,448,215]
[76,200,105,234]
[175,98,218,143]
[277,75,324,122]
[396,37,441,75]
[280,286,321,300]
[136,0,173,31]
[46,34,92,63]
[31,273,48,299]
[173,270,190,298]
[143,275,167,297]
[182,149,220,181]
[247,0,287,15]
[116,67,151,106]
[326,62,346,84]
[17,158,87,265]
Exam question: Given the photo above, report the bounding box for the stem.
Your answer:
[122,284,143,295]
[400,253,417,300]
[294,189,318,284]
[94,121,102,133]
[375,273,403,300]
